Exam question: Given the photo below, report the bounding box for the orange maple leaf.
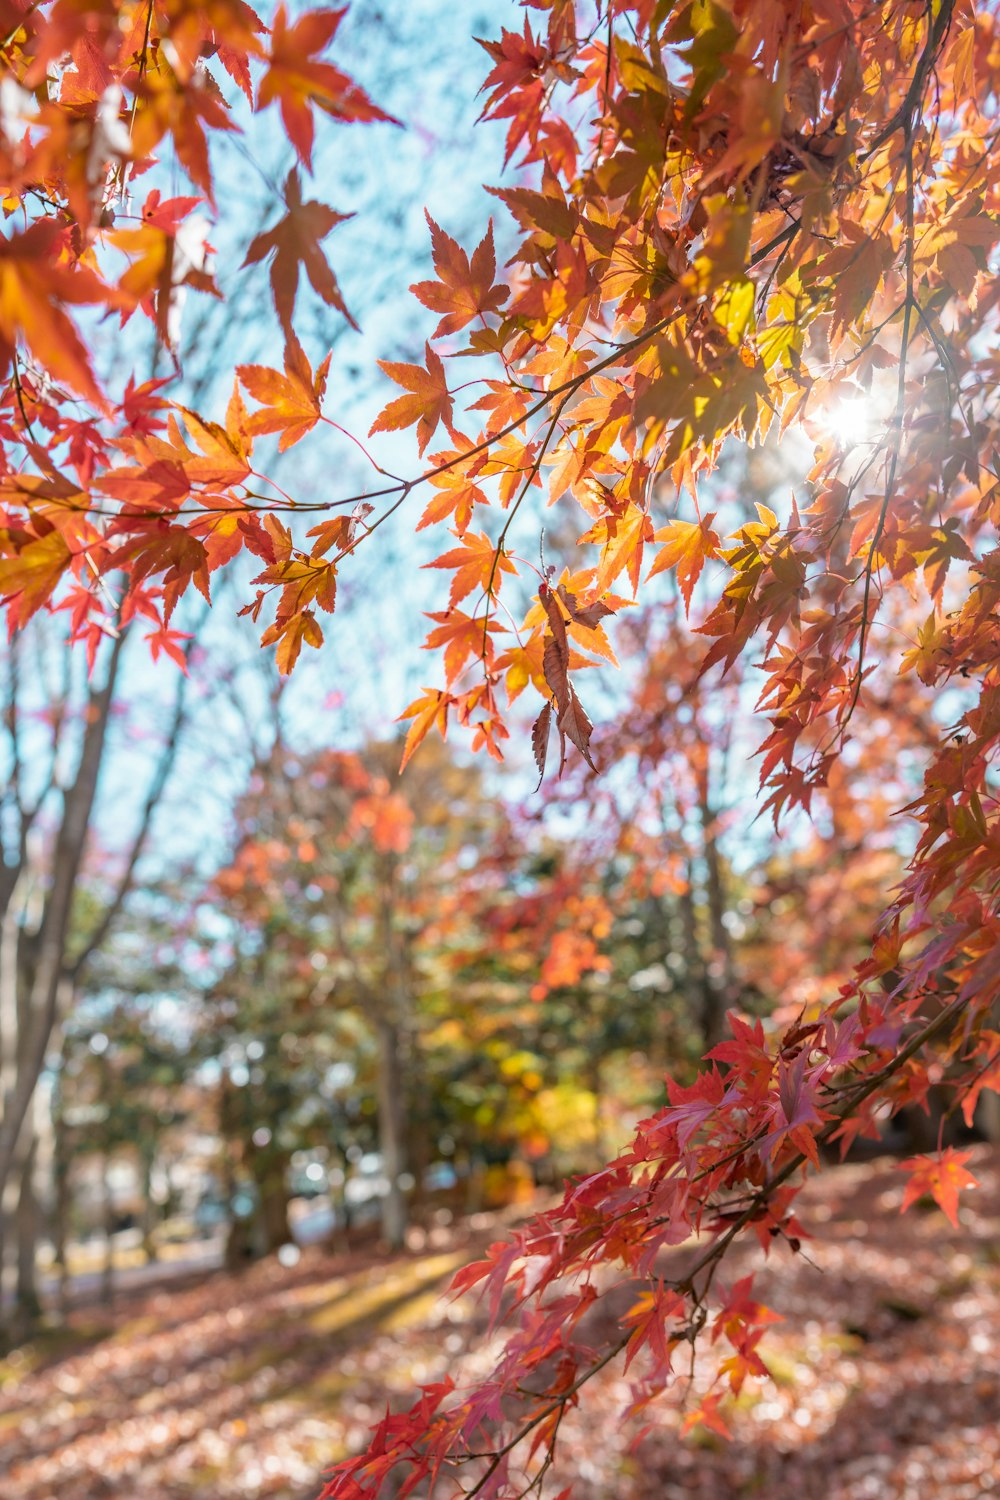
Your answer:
[244,169,355,339]
[260,607,324,674]
[418,459,488,535]
[238,340,331,451]
[256,4,399,169]
[370,343,454,456]
[130,61,236,207]
[680,1393,731,1440]
[424,530,515,607]
[423,608,504,684]
[648,513,720,611]
[0,527,73,629]
[398,687,454,770]
[578,501,653,597]
[411,214,507,338]
[899,1148,978,1229]
[0,221,112,403]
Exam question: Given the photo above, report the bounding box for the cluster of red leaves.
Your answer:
[4,0,1000,1497]
[314,1,1000,1495]
[0,0,392,662]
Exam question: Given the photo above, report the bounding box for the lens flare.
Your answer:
[826,396,874,449]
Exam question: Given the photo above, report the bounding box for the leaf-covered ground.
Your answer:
[1,1150,998,1499]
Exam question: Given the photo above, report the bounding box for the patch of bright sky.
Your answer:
[82,0,528,888]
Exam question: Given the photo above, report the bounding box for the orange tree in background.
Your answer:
[3,0,1000,1494]
[211,736,511,1251]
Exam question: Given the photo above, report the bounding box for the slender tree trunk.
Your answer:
[0,872,22,1336]
[376,1015,407,1251]
[0,636,125,1202]
[697,778,734,1052]
[101,1153,115,1309]
[15,1128,41,1335]
[221,1077,252,1268]
[678,860,716,1054]
[139,1144,158,1262]
[465,1144,486,1215]
[586,1045,608,1170]
[376,858,410,1252]
[53,1108,71,1322]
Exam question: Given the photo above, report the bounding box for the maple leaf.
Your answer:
[556,683,597,773]
[108,524,211,611]
[531,701,552,783]
[762,1049,827,1167]
[398,687,454,770]
[423,531,515,608]
[718,1343,770,1394]
[238,340,331,451]
[707,1012,773,1089]
[899,1149,978,1229]
[411,214,507,337]
[306,500,373,560]
[680,1393,731,1440]
[0,221,112,404]
[260,607,324,674]
[257,4,399,169]
[555,583,614,631]
[913,519,973,599]
[129,60,236,207]
[900,610,948,685]
[244,170,355,340]
[536,583,599,772]
[423,608,503,685]
[648,513,721,612]
[579,502,653,597]
[0,528,73,630]
[108,191,212,347]
[175,399,252,488]
[118,375,173,437]
[622,1285,686,1373]
[661,1069,729,1150]
[497,629,552,704]
[370,343,454,456]
[418,451,488,535]
[144,624,193,669]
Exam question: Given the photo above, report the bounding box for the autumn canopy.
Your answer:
[1,0,1000,1493]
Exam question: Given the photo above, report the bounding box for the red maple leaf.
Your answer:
[243,170,355,339]
[899,1148,978,1229]
[257,5,399,169]
[411,214,507,337]
[370,343,455,456]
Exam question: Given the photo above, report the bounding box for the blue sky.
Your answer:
[82,0,533,884]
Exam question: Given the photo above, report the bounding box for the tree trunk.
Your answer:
[101,1153,115,1309]
[0,636,125,1201]
[139,1144,158,1262]
[697,773,733,1052]
[52,1107,71,1322]
[15,1128,42,1335]
[977,1088,1000,1144]
[375,857,411,1252]
[250,1144,292,1253]
[376,1015,407,1251]
[678,861,717,1054]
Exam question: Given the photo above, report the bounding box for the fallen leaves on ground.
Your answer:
[1,1151,998,1499]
